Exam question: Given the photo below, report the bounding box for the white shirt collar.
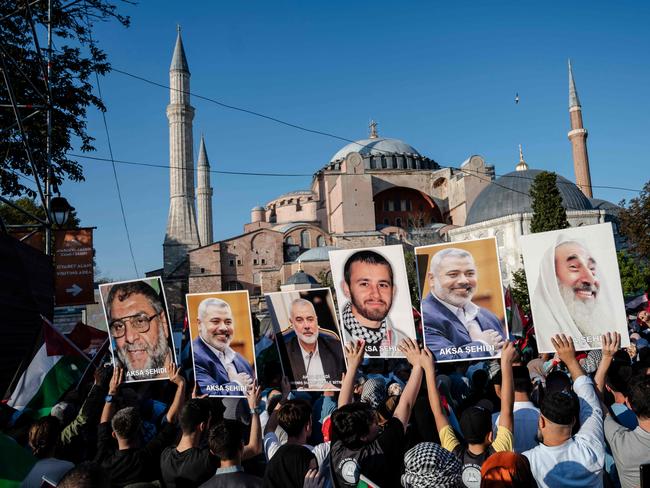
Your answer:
[298,337,319,361]
[200,337,236,364]
[431,291,480,322]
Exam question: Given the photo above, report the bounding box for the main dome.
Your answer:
[466,169,593,225]
[330,137,420,163]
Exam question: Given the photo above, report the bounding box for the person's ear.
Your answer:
[538,416,545,430]
[111,431,117,440]
[494,384,502,399]
[487,430,494,444]
[342,280,351,299]
[427,271,436,290]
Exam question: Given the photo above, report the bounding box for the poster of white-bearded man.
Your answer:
[520,222,629,352]
[329,245,418,358]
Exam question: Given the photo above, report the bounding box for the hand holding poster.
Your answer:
[186,290,257,397]
[265,288,346,391]
[99,277,177,382]
[415,237,509,362]
[329,245,417,358]
[520,222,629,352]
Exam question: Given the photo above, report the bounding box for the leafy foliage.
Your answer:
[618,180,650,259]
[0,196,79,228]
[529,171,570,233]
[510,266,530,315]
[0,1,130,198]
[617,251,650,296]
[404,251,420,310]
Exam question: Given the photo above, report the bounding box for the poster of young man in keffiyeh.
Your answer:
[520,222,629,353]
[265,288,346,391]
[99,277,177,383]
[415,237,509,362]
[329,245,417,358]
[185,290,257,397]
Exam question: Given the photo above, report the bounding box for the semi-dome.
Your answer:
[296,246,339,262]
[330,137,420,163]
[466,169,593,225]
[285,270,319,286]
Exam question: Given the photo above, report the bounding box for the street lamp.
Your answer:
[49,196,74,227]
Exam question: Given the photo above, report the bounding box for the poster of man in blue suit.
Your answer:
[186,291,257,397]
[416,237,509,362]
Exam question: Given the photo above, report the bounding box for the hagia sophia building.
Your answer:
[149,30,620,320]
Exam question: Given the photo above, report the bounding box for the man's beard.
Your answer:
[350,294,391,323]
[297,329,319,345]
[200,324,231,352]
[558,282,607,336]
[117,323,169,378]
[434,281,474,308]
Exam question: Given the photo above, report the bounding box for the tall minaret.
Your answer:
[196,135,213,246]
[163,26,200,273]
[567,59,593,198]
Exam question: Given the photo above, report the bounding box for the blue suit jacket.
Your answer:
[192,337,255,396]
[422,293,504,360]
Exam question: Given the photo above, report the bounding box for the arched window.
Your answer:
[317,235,325,247]
[285,236,294,245]
[301,230,310,249]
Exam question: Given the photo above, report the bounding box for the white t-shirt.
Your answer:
[523,375,605,488]
[298,341,326,389]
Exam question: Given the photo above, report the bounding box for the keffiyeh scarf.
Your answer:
[342,301,386,344]
[401,442,463,488]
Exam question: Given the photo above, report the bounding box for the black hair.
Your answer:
[606,363,633,396]
[208,420,244,460]
[28,416,61,459]
[343,250,393,286]
[180,398,210,435]
[105,280,164,321]
[628,375,650,420]
[58,462,109,488]
[493,366,531,394]
[111,406,141,441]
[331,402,375,449]
[278,399,312,438]
[541,390,579,426]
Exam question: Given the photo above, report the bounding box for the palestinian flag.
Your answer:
[0,433,36,488]
[7,316,89,418]
[357,474,381,488]
[504,286,527,337]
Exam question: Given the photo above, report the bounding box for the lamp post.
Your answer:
[49,196,74,227]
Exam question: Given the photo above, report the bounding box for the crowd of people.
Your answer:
[2,309,650,488]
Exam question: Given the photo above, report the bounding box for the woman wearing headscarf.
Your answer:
[263,444,318,488]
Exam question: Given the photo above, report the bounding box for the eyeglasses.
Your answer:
[109,312,159,338]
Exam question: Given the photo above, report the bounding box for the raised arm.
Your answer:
[392,339,423,430]
[420,347,450,432]
[552,334,584,382]
[165,363,187,424]
[264,376,290,435]
[100,366,123,424]
[243,383,263,459]
[338,339,364,408]
[498,342,517,432]
[594,332,621,398]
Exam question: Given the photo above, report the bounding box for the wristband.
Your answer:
[105,394,114,403]
[250,406,263,415]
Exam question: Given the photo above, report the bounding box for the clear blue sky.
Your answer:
[49,0,649,280]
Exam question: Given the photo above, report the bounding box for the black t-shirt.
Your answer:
[160,446,219,488]
[452,444,495,488]
[330,417,405,488]
[95,421,178,487]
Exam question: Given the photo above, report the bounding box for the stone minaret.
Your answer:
[163,27,200,273]
[567,59,593,198]
[196,135,213,246]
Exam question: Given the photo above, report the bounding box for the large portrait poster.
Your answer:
[520,222,629,353]
[185,290,257,397]
[329,245,417,358]
[415,237,509,362]
[99,277,177,383]
[265,288,347,391]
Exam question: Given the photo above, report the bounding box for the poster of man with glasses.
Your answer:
[99,277,177,382]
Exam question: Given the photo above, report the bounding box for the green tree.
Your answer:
[529,171,570,233]
[618,180,650,259]
[0,196,79,228]
[510,171,570,313]
[0,1,130,198]
[617,251,650,296]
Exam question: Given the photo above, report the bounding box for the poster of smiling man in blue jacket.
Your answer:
[416,237,508,362]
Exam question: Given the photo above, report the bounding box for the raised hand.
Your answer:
[344,339,365,371]
[398,338,421,367]
[500,341,518,366]
[246,381,262,410]
[601,332,621,359]
[167,362,185,386]
[419,346,436,375]
[303,468,324,488]
[551,334,577,365]
[280,376,291,400]
[235,372,253,387]
[108,366,123,396]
